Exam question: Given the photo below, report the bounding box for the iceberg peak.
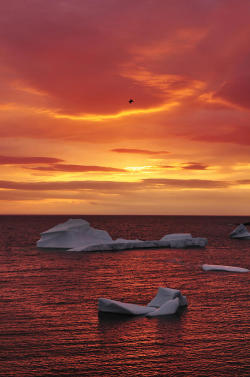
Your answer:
[230,224,250,239]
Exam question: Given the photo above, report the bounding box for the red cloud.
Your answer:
[214,76,250,109]
[0,0,250,151]
[0,180,140,191]
[111,148,169,155]
[182,162,209,170]
[143,178,230,189]
[0,155,63,164]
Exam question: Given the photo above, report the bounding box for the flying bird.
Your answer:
[128,98,135,104]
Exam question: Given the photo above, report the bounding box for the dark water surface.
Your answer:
[0,215,249,376]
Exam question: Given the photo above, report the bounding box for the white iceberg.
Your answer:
[147,287,188,307]
[202,264,249,273]
[146,298,180,317]
[98,298,156,315]
[230,224,250,239]
[98,287,187,317]
[160,233,207,249]
[37,218,207,251]
[36,218,112,249]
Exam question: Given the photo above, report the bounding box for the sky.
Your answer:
[0,0,250,215]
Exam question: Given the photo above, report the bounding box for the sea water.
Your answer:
[0,215,249,376]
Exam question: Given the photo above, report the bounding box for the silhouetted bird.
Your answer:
[128,98,135,104]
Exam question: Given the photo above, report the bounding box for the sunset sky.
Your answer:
[0,0,250,215]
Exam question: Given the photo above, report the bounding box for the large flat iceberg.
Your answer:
[98,287,187,317]
[37,218,207,251]
[230,224,250,239]
[202,264,249,273]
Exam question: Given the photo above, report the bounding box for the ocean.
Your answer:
[0,215,249,376]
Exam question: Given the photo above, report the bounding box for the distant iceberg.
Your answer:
[98,287,187,317]
[36,218,207,251]
[36,218,112,249]
[230,224,250,239]
[202,264,249,273]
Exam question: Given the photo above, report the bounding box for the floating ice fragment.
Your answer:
[98,287,187,317]
[202,264,249,273]
[146,298,180,317]
[161,233,192,240]
[98,298,155,315]
[147,287,188,307]
[230,224,250,239]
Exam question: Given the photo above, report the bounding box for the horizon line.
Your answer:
[0,214,249,217]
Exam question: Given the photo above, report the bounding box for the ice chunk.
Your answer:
[98,298,156,315]
[160,234,207,248]
[37,218,112,249]
[69,236,207,251]
[202,264,249,273]
[70,238,143,252]
[161,233,192,240]
[147,287,188,308]
[146,298,180,317]
[230,224,250,239]
[69,236,207,252]
[98,286,187,317]
[37,218,207,251]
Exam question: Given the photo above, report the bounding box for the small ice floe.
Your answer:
[202,264,249,273]
[98,287,187,317]
[37,218,207,251]
[230,224,250,239]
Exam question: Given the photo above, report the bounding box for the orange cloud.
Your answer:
[111,148,169,155]
[48,101,179,121]
[26,164,126,173]
[0,178,234,192]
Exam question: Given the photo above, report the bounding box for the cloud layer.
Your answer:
[0,1,250,214]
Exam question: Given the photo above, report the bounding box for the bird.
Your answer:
[128,98,135,104]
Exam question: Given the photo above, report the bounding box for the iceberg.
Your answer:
[202,264,249,273]
[36,218,112,249]
[37,218,207,251]
[146,298,180,317]
[160,233,207,249]
[98,287,187,317]
[147,287,188,307]
[98,298,156,315]
[230,224,250,239]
